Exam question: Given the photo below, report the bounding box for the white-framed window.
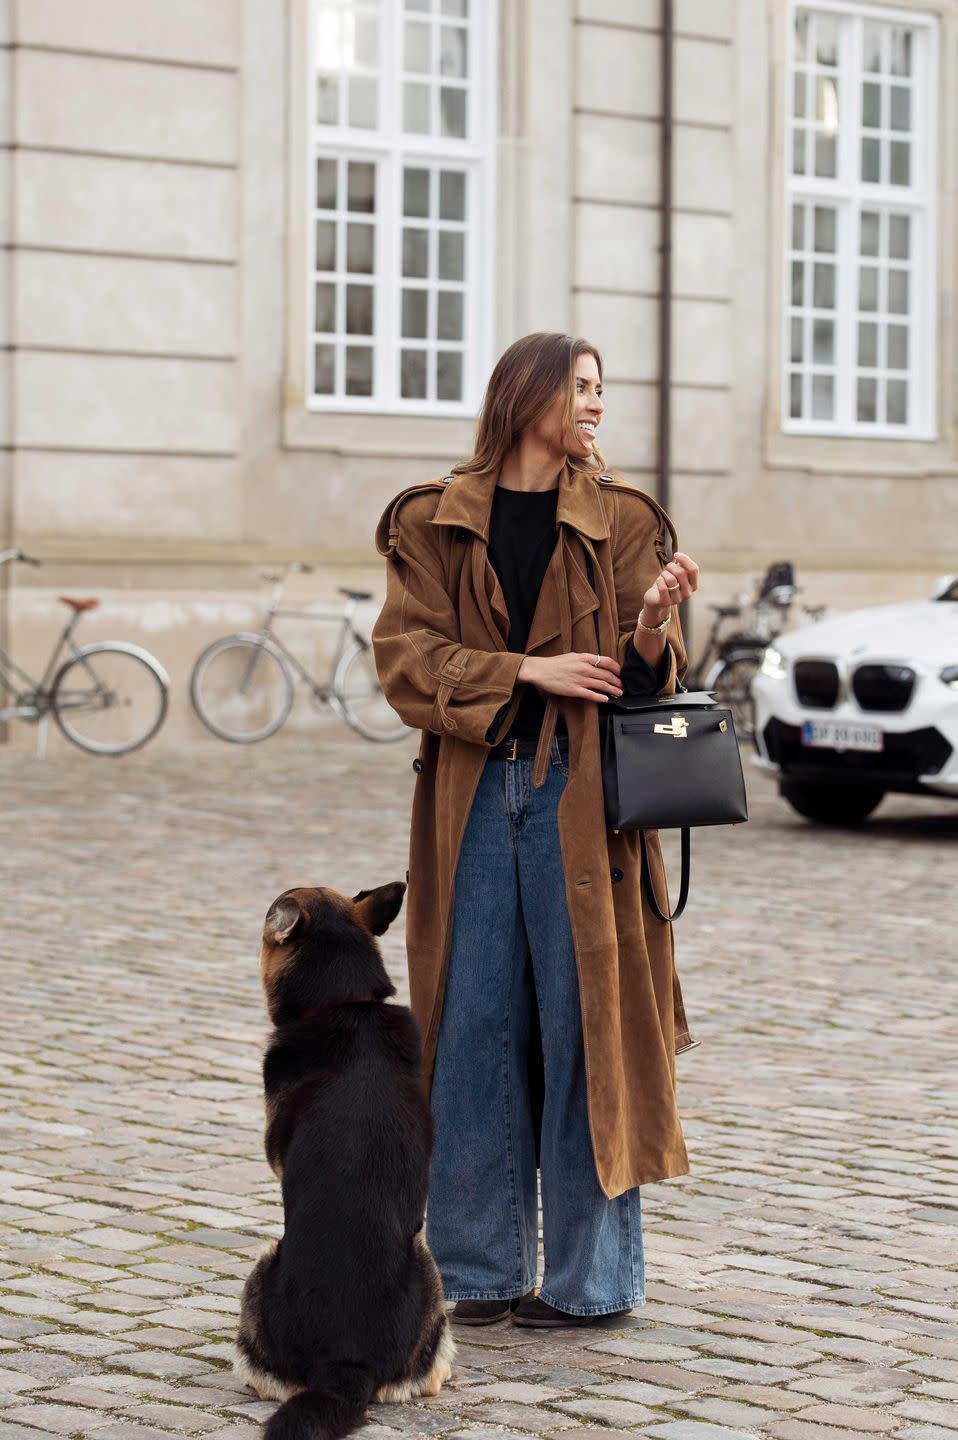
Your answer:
[783,2,937,438]
[306,0,496,416]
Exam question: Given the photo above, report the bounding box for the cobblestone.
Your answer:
[1,734,956,1438]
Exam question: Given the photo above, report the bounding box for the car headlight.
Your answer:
[941,665,958,689]
[760,646,787,680]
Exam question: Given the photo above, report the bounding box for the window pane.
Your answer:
[813,262,835,308]
[404,20,431,73]
[348,75,377,129]
[890,29,912,77]
[888,269,909,314]
[861,137,881,183]
[401,349,427,398]
[317,73,339,125]
[315,219,336,271]
[316,6,340,66]
[812,318,834,364]
[404,168,430,218]
[347,161,375,212]
[860,211,880,257]
[857,377,877,421]
[437,350,463,400]
[345,284,373,334]
[316,157,338,210]
[346,222,374,273]
[790,318,804,363]
[815,76,838,126]
[886,378,907,423]
[789,371,803,418]
[354,15,379,67]
[440,26,467,78]
[890,86,910,132]
[314,281,336,332]
[889,141,910,186]
[440,87,467,138]
[857,322,877,368]
[861,81,881,129]
[811,374,833,419]
[404,82,430,132]
[791,260,805,306]
[792,128,806,174]
[863,24,882,73]
[887,324,908,369]
[345,345,373,397]
[439,230,465,280]
[814,134,836,178]
[314,343,336,394]
[859,267,878,311]
[402,228,429,277]
[440,170,466,220]
[793,11,808,63]
[889,215,910,260]
[792,72,806,119]
[442,0,468,14]
[437,291,463,341]
[815,16,838,66]
[401,289,428,339]
[791,202,805,251]
[813,206,836,253]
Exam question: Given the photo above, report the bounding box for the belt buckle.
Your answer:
[505,737,519,761]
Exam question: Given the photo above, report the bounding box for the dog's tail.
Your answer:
[263,1365,372,1440]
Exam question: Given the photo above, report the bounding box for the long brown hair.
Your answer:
[453,332,607,478]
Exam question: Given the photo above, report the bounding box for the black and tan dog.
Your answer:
[234,881,455,1440]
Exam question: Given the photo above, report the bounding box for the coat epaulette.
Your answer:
[596,471,676,564]
[374,476,453,556]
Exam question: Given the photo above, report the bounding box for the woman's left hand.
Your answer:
[641,552,700,624]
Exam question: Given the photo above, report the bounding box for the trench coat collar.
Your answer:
[429,462,611,544]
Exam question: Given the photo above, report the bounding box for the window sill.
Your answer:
[765,418,958,477]
[283,404,477,458]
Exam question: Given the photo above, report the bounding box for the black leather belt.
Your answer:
[488,733,570,761]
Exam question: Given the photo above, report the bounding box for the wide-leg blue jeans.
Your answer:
[425,741,644,1315]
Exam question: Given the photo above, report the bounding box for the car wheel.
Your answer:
[781,780,885,826]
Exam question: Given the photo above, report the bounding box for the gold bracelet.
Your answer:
[635,610,670,635]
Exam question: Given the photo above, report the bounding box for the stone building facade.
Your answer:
[1,0,955,743]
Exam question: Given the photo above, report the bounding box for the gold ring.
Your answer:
[593,652,601,666]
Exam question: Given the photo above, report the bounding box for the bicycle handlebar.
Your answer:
[0,549,42,568]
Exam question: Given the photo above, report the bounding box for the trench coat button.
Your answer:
[412,757,423,773]
[610,866,624,883]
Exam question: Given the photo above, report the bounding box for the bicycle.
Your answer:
[686,563,826,743]
[189,562,409,744]
[0,549,170,756]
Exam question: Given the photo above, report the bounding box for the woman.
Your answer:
[372,333,699,1328]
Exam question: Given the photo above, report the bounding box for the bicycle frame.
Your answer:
[0,609,89,722]
[250,578,367,701]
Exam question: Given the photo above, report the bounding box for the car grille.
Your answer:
[793,659,840,709]
[762,719,952,783]
[852,664,916,713]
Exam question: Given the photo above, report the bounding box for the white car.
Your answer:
[751,575,958,824]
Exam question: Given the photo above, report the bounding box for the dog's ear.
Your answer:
[352,881,406,936]
[264,894,304,945]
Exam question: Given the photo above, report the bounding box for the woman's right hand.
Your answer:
[517,652,623,702]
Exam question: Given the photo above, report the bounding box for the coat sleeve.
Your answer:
[610,489,689,697]
[372,494,525,744]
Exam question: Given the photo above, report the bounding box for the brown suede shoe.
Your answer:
[511,1294,632,1328]
[451,1289,536,1326]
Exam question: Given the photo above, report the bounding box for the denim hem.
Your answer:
[444,1285,535,1302]
[536,1290,645,1316]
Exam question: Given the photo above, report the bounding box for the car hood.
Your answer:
[775,600,958,667]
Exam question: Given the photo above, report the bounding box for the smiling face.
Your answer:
[530,350,604,461]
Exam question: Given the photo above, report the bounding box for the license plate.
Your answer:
[801,719,884,753]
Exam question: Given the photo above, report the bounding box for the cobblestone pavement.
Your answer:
[1,727,956,1440]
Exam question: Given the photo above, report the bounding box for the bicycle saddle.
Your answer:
[59,596,99,612]
[338,586,373,602]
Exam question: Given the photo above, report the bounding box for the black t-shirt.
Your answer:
[487,484,670,740]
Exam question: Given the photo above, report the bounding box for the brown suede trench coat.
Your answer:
[372,464,697,1199]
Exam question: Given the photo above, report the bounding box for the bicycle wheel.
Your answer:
[51,643,169,756]
[190,635,294,743]
[706,652,761,743]
[335,641,410,743]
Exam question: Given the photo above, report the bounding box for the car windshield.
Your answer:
[937,577,958,602]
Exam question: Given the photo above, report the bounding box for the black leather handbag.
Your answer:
[585,555,748,922]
